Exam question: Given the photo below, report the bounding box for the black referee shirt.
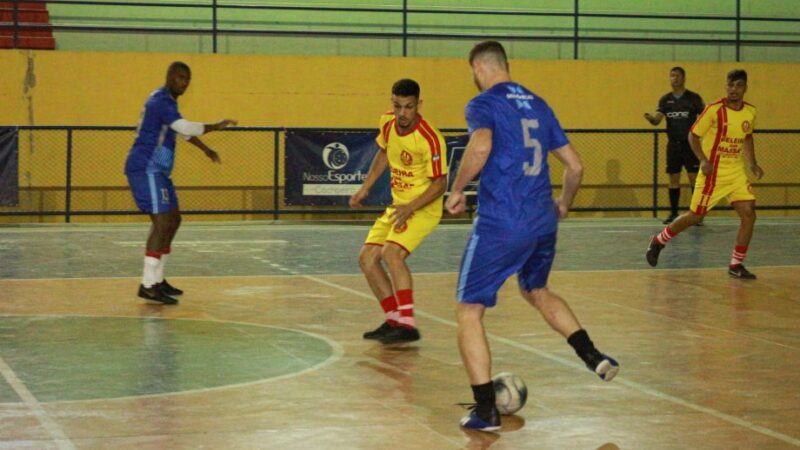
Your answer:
[656,90,705,142]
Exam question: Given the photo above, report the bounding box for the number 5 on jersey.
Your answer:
[521,119,543,176]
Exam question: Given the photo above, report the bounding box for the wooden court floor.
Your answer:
[0,219,798,449]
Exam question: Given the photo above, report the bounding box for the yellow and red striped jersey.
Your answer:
[375,112,448,213]
[690,98,757,182]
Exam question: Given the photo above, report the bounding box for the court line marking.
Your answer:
[0,356,77,450]
[0,315,343,406]
[1,218,799,233]
[301,274,800,448]
[1,264,798,283]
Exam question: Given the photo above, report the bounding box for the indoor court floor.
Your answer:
[0,217,798,449]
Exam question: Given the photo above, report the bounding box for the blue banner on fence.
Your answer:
[0,127,19,207]
[284,130,477,207]
[284,130,391,206]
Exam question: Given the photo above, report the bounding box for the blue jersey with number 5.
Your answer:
[465,82,569,236]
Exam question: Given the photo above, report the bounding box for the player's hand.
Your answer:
[700,160,713,176]
[446,191,466,215]
[554,197,569,219]
[205,148,221,164]
[349,187,368,208]
[214,119,238,130]
[389,204,414,229]
[751,164,764,180]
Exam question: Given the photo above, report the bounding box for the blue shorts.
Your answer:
[457,231,556,307]
[126,172,178,214]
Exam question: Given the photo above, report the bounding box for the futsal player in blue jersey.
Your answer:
[445,41,620,431]
[125,62,237,304]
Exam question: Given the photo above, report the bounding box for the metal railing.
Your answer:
[2,0,800,59]
[2,126,798,222]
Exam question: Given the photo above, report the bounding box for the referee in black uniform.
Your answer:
[645,67,705,224]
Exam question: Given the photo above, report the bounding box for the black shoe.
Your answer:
[158,279,183,296]
[662,214,678,224]
[581,350,620,382]
[363,321,394,340]
[138,284,178,305]
[379,326,421,344]
[728,264,757,279]
[646,235,665,267]
[459,403,501,432]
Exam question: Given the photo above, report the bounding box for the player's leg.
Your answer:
[683,143,703,225]
[157,178,183,296]
[647,172,720,267]
[664,142,682,223]
[518,233,618,381]
[456,302,500,432]
[379,242,421,343]
[360,212,399,339]
[378,210,440,344]
[455,230,524,431]
[729,196,757,279]
[127,172,177,304]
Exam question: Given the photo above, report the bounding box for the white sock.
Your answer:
[156,253,168,283]
[142,256,161,288]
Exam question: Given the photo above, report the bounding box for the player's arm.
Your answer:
[445,128,492,215]
[172,118,237,164]
[185,136,221,164]
[349,148,389,208]
[550,143,583,219]
[742,134,764,180]
[643,111,664,125]
[170,118,237,137]
[688,132,712,176]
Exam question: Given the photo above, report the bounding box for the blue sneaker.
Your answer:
[459,404,501,432]
[591,354,620,381]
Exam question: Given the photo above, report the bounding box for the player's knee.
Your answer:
[380,244,407,267]
[523,287,549,307]
[358,248,381,271]
[456,302,484,324]
[739,206,756,222]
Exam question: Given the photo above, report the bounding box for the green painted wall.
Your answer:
[45,0,800,61]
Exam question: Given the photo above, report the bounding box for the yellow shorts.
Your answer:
[690,172,756,215]
[364,206,441,254]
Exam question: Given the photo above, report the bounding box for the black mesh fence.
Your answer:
[2,126,798,221]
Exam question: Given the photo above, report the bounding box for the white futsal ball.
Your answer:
[492,372,528,415]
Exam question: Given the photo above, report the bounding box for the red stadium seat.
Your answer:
[0,1,55,50]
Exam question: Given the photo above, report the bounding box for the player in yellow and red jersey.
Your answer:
[647,69,764,279]
[349,79,448,344]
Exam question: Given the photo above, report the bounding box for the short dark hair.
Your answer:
[469,40,508,68]
[727,69,747,83]
[168,61,191,76]
[392,79,420,98]
[670,66,685,76]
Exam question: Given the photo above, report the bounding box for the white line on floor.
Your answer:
[301,274,800,447]
[0,356,76,450]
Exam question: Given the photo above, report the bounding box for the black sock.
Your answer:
[471,381,495,413]
[668,188,680,216]
[567,329,597,358]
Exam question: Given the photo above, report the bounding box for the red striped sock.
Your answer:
[730,245,748,267]
[655,226,677,245]
[395,289,416,329]
[379,295,399,326]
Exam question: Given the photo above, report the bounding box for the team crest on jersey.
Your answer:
[401,150,413,166]
[742,121,751,133]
